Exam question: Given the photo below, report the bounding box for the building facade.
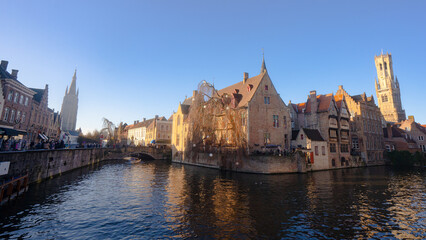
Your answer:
[61,70,78,131]
[336,86,384,164]
[145,116,172,146]
[290,91,352,168]
[374,53,406,123]
[397,116,426,153]
[0,60,35,134]
[292,128,329,171]
[172,58,292,161]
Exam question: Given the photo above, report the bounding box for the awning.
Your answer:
[0,128,27,136]
[39,133,48,140]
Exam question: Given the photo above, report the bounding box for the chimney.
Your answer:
[143,118,146,122]
[386,123,392,139]
[134,121,137,125]
[155,115,158,119]
[309,90,317,98]
[243,72,249,83]
[11,69,18,79]
[1,60,8,70]
[193,90,198,97]
[408,115,414,122]
[338,85,343,90]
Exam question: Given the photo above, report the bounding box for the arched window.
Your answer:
[332,159,336,167]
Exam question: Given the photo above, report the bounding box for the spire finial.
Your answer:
[260,48,267,73]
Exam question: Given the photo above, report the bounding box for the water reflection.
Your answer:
[0,161,424,239]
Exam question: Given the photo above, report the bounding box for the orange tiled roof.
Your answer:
[305,93,333,113]
[334,94,344,109]
[297,102,305,112]
[217,71,266,108]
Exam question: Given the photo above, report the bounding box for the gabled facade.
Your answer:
[336,85,384,164]
[127,118,155,146]
[172,58,291,162]
[28,85,52,142]
[292,128,329,171]
[397,116,426,152]
[145,116,172,146]
[374,53,406,123]
[290,90,352,168]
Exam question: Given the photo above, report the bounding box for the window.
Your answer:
[322,146,325,155]
[14,92,18,103]
[380,63,383,70]
[384,62,387,70]
[264,97,270,104]
[421,145,426,152]
[176,134,180,146]
[21,112,26,124]
[25,97,29,106]
[419,136,424,141]
[19,95,24,104]
[330,143,336,153]
[315,146,319,156]
[332,159,336,167]
[265,85,268,91]
[7,91,13,101]
[385,145,391,152]
[16,111,21,122]
[341,144,349,153]
[3,108,9,121]
[241,112,246,126]
[177,115,181,125]
[352,138,359,149]
[330,130,337,138]
[273,115,279,128]
[301,134,304,140]
[341,131,348,139]
[10,109,15,123]
[283,116,287,129]
[264,132,270,144]
[382,94,388,102]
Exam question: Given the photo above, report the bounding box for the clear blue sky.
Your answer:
[1,0,425,133]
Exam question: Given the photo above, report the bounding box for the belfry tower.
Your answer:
[374,53,406,123]
[60,70,79,131]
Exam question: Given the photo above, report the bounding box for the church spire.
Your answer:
[260,54,267,73]
[69,69,77,95]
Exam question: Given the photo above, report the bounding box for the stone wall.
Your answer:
[0,148,106,184]
[173,152,306,174]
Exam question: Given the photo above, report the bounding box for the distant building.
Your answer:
[145,116,172,146]
[374,53,406,123]
[127,118,155,146]
[397,116,426,153]
[61,70,78,131]
[336,86,384,164]
[383,124,420,153]
[28,85,52,142]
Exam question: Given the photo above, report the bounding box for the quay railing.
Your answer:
[0,174,29,206]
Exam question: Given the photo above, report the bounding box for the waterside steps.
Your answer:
[0,174,29,206]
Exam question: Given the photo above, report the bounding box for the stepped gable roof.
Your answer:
[29,88,45,103]
[334,94,344,109]
[217,71,266,108]
[302,128,325,141]
[305,93,333,113]
[292,130,299,140]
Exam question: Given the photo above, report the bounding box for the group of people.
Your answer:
[0,137,67,151]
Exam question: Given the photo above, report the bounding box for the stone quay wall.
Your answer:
[0,148,107,184]
[173,152,306,174]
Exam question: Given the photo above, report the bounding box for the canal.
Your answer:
[1,160,425,239]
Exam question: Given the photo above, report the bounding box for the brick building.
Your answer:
[0,60,35,136]
[336,86,384,164]
[397,116,426,153]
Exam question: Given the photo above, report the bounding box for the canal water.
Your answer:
[1,160,425,239]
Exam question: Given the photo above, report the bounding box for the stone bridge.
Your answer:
[103,146,171,161]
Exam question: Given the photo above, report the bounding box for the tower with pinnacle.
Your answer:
[60,70,79,131]
[374,53,406,123]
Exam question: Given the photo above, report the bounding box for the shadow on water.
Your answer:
[1,161,425,239]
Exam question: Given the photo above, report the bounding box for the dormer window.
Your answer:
[265,85,268,91]
[247,84,253,92]
[301,134,304,140]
